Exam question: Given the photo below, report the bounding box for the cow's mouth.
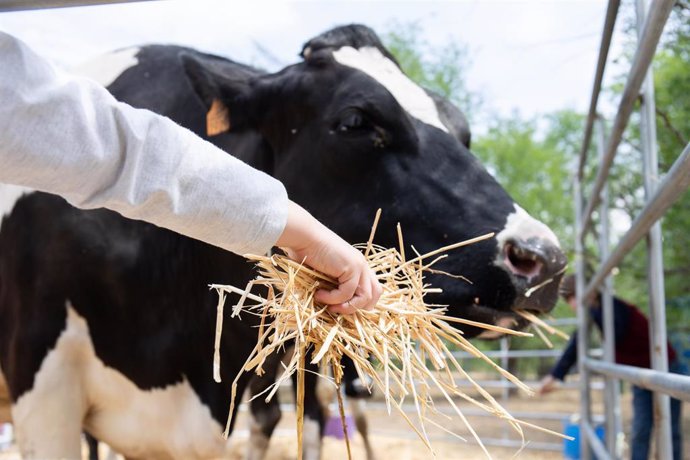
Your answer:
[445,302,539,339]
[473,309,538,340]
[503,242,544,280]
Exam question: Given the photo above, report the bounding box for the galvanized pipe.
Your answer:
[635,1,672,457]
[585,358,690,402]
[0,0,155,12]
[584,141,690,302]
[575,175,592,460]
[577,0,621,180]
[579,0,676,236]
[582,419,613,460]
[451,348,587,359]
[596,115,622,457]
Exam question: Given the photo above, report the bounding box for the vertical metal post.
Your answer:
[635,1,672,458]
[500,336,510,441]
[575,175,592,460]
[596,115,622,458]
[500,336,510,401]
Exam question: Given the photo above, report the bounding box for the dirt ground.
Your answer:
[1,385,688,459]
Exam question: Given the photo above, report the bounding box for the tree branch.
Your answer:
[655,107,688,147]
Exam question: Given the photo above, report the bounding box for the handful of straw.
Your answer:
[211,211,570,458]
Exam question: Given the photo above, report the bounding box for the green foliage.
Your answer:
[383,21,481,121]
[472,111,579,247]
[652,6,690,304]
[599,4,690,309]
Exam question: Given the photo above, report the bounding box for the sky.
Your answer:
[0,0,623,133]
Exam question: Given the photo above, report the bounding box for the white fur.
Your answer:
[495,204,560,251]
[0,184,33,231]
[72,47,140,87]
[12,304,231,459]
[332,46,448,132]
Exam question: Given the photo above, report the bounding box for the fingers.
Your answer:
[315,269,361,306]
[315,265,382,315]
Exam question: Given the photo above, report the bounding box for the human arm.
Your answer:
[0,32,381,310]
[538,331,578,395]
[0,31,286,256]
[538,374,560,395]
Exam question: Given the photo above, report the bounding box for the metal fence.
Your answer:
[350,318,603,453]
[575,0,690,459]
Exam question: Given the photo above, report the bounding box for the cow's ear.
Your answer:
[181,54,249,136]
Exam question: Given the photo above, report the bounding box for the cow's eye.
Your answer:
[335,110,368,133]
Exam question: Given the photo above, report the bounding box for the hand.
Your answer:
[538,375,559,395]
[275,202,382,314]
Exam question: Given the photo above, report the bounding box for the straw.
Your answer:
[515,310,570,349]
[211,210,572,459]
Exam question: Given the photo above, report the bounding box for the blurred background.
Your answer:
[1,1,689,458]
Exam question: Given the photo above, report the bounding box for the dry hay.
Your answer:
[211,210,570,459]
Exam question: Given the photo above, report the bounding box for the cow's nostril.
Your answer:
[504,243,544,279]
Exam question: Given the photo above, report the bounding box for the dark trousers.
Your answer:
[630,361,684,460]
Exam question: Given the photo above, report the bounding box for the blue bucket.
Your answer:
[563,419,605,459]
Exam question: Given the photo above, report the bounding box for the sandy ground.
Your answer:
[0,385,687,459]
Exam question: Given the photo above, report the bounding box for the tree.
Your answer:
[597,3,690,310]
[383,21,481,122]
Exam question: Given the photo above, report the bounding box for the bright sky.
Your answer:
[0,0,619,132]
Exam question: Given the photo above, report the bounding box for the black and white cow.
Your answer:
[0,24,566,459]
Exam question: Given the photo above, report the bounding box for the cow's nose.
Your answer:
[502,238,568,308]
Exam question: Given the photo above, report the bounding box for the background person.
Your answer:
[538,274,683,460]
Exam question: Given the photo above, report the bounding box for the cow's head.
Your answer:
[183,25,567,338]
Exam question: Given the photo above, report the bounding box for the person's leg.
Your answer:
[669,360,685,460]
[630,385,653,460]
[670,396,682,460]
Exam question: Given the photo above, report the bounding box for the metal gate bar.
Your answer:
[0,0,155,12]
[576,0,690,458]
[578,0,621,179]
[585,359,690,402]
[579,0,675,235]
[584,141,690,301]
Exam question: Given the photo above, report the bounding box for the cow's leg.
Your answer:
[0,369,11,423]
[349,398,376,460]
[10,306,88,459]
[342,355,376,460]
[85,432,100,460]
[246,350,286,460]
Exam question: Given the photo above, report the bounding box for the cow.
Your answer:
[0,24,567,459]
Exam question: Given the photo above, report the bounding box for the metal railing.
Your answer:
[575,0,690,459]
[257,318,601,453]
[0,0,156,12]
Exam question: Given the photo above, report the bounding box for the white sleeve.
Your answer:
[0,31,288,256]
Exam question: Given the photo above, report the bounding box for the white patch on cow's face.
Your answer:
[12,304,231,459]
[332,46,448,132]
[495,204,561,251]
[72,47,140,87]
[0,184,33,231]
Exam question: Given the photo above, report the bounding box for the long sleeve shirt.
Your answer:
[0,31,288,256]
[550,297,676,380]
